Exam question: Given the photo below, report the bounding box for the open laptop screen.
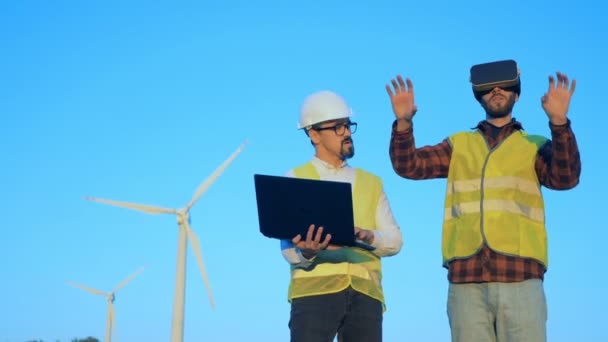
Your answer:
[253,173,358,247]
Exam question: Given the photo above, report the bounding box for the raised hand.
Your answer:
[386,75,418,123]
[541,72,576,125]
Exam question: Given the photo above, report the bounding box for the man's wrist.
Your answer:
[298,249,316,260]
[549,118,570,127]
[395,118,412,131]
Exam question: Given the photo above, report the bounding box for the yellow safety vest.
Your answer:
[289,162,385,307]
[443,130,549,268]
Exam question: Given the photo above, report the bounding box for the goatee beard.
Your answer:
[341,138,355,160]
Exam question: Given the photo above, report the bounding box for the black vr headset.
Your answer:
[470,59,521,102]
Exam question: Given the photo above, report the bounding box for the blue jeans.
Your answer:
[289,287,383,342]
[447,279,547,342]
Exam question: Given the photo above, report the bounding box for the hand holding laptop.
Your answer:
[292,225,377,259]
[292,224,343,259]
[355,227,375,245]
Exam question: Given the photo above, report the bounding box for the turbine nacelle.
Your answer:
[176,210,189,225]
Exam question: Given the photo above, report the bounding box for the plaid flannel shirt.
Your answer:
[389,118,581,283]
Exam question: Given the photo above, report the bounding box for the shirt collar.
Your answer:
[311,156,349,171]
[473,118,524,132]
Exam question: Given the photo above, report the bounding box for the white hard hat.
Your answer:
[298,90,352,130]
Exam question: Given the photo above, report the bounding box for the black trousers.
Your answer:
[289,287,383,342]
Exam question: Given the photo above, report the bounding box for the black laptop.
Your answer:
[253,173,375,251]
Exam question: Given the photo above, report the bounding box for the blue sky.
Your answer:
[1,1,606,341]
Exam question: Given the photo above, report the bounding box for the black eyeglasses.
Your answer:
[313,122,358,136]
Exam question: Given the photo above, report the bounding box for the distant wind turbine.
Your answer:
[66,266,145,342]
[84,140,248,342]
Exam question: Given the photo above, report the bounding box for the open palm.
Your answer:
[386,75,418,121]
[542,72,576,124]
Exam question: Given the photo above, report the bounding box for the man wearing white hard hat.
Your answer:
[280,90,404,342]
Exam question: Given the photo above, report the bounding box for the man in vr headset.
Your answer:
[385,60,581,342]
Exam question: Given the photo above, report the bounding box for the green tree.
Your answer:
[71,338,100,342]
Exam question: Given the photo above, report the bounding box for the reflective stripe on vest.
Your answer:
[443,131,549,268]
[289,162,385,307]
[292,262,371,280]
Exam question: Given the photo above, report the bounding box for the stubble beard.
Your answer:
[484,94,516,118]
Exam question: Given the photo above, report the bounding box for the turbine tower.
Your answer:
[85,140,247,342]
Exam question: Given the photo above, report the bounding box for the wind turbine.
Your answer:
[66,266,145,342]
[84,140,248,342]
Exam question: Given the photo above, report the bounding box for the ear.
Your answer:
[308,129,321,145]
[514,93,519,102]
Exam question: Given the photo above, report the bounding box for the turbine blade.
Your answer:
[66,280,106,296]
[184,222,216,309]
[186,139,248,210]
[85,197,176,215]
[112,266,145,293]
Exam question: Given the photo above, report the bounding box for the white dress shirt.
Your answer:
[280,157,403,268]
